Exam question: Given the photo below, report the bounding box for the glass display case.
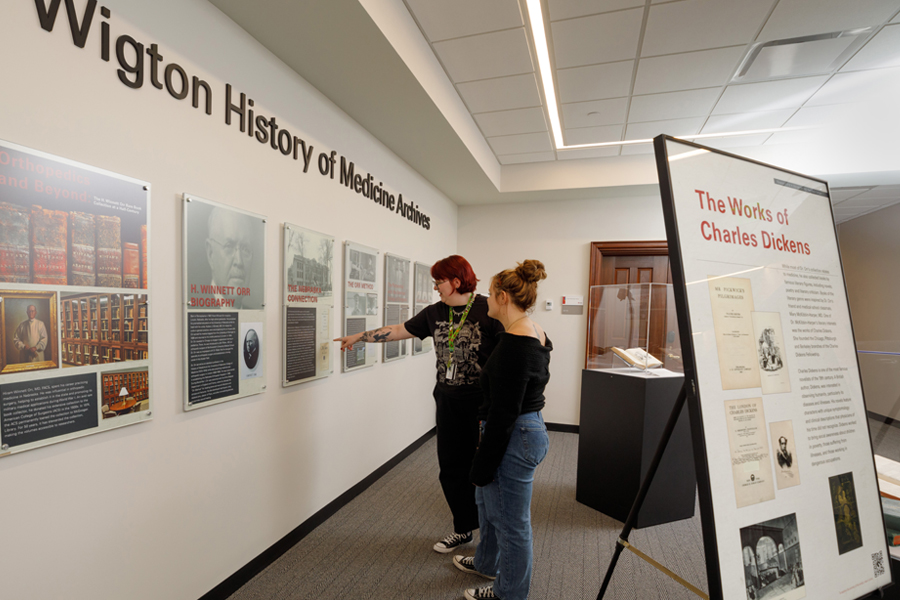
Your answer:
[585,282,683,373]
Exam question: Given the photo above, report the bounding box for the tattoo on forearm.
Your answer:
[360,327,391,343]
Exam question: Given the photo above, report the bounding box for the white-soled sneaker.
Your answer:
[433,531,473,553]
[465,585,501,600]
[453,555,496,580]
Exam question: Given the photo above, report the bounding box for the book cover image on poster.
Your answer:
[829,472,863,555]
[184,196,265,310]
[0,142,148,290]
[769,420,800,490]
[708,276,761,390]
[752,312,791,395]
[741,513,805,600]
[724,397,776,508]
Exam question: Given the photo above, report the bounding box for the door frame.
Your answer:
[586,241,668,368]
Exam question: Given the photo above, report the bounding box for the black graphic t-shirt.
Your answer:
[404,295,504,387]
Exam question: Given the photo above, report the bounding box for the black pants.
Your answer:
[434,384,481,534]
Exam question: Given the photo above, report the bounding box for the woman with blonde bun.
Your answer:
[451,260,551,600]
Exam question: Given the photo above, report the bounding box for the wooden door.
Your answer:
[586,242,680,369]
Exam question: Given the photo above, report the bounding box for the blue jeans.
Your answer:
[474,412,549,600]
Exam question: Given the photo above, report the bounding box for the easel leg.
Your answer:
[597,383,689,600]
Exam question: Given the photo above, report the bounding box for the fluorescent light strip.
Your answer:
[525,0,564,148]
[522,4,813,152]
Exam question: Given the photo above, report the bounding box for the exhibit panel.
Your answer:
[343,241,379,372]
[383,253,410,362]
[412,261,434,355]
[183,194,266,410]
[0,139,152,455]
[282,223,334,386]
[656,136,890,600]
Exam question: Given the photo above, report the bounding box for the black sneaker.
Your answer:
[433,531,473,553]
[465,585,500,600]
[453,555,496,580]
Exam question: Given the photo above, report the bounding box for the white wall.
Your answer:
[458,195,667,425]
[0,2,456,599]
[838,203,900,420]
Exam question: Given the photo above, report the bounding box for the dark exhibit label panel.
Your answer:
[345,317,366,369]
[286,306,316,382]
[188,312,238,404]
[1,373,98,447]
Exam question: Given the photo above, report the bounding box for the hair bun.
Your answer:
[516,260,547,284]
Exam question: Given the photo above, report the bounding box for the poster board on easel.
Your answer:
[654,134,890,600]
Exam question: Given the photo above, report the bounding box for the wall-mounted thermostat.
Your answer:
[545,299,553,311]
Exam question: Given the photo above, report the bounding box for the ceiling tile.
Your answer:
[557,61,634,103]
[557,146,622,160]
[457,74,542,112]
[434,28,534,82]
[621,142,655,155]
[807,67,900,105]
[783,104,850,127]
[628,87,721,122]
[498,151,558,164]
[758,0,899,43]
[406,0,524,42]
[564,124,624,145]
[488,131,553,155]
[634,47,746,95]
[561,98,628,129]
[695,133,773,149]
[548,0,645,21]
[764,127,829,145]
[475,108,548,137]
[642,0,772,57]
[702,109,796,133]
[551,9,643,68]
[841,194,900,208]
[894,11,900,23]
[712,76,829,114]
[842,24,900,71]
[830,187,870,203]
[625,117,706,140]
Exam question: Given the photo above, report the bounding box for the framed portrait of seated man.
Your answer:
[1,290,59,374]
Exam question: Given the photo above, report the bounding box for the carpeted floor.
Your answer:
[227,431,709,600]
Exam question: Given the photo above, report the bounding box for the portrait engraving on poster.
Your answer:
[829,472,863,555]
[741,513,805,600]
[752,311,791,395]
[725,397,775,508]
[769,420,800,489]
[709,276,761,390]
[240,322,262,380]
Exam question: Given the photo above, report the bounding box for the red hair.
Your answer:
[431,255,479,294]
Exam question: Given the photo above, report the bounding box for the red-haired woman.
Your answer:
[335,255,504,554]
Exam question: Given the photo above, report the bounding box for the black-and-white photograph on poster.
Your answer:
[240,322,262,380]
[412,261,434,355]
[0,138,151,456]
[741,513,805,600]
[283,223,334,387]
[343,241,378,372]
[184,194,265,310]
[183,194,266,410]
[384,253,410,362]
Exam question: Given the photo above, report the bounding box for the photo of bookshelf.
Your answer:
[61,293,148,367]
[101,369,149,416]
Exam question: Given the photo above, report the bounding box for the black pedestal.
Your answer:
[576,368,696,528]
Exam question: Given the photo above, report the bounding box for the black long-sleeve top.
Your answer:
[470,332,552,486]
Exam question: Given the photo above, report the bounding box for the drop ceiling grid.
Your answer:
[402,0,900,164]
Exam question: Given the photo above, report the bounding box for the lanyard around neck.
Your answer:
[447,293,475,365]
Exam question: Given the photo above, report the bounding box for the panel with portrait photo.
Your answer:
[1,290,58,373]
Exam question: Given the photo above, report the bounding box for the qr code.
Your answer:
[873,550,884,578]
